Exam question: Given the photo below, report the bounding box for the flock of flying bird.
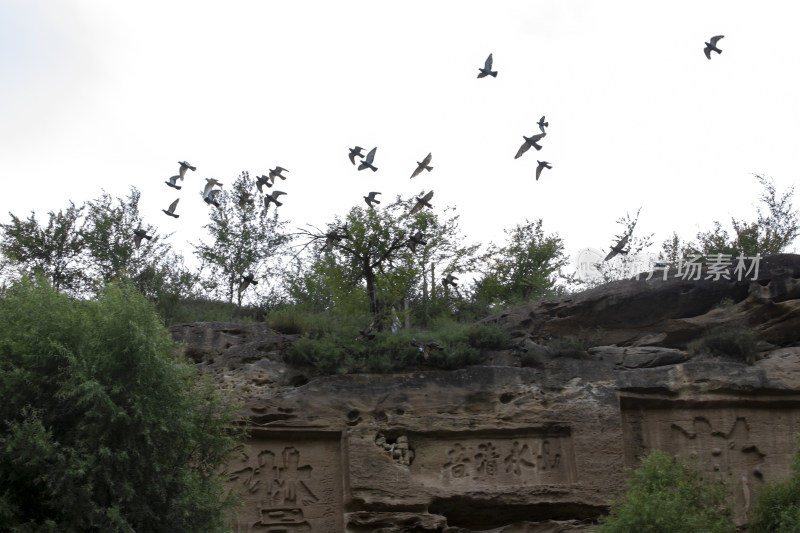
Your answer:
[132,37,727,343]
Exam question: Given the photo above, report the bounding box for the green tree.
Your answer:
[0,202,85,294]
[598,450,734,533]
[692,174,798,257]
[293,193,478,329]
[193,172,291,306]
[473,218,570,307]
[750,438,800,532]
[80,188,173,293]
[404,206,480,326]
[0,277,241,532]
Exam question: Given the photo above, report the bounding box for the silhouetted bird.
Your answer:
[162,198,180,218]
[349,146,366,165]
[255,175,272,192]
[269,166,289,181]
[410,337,427,359]
[202,178,223,198]
[238,273,258,296]
[407,232,427,253]
[133,228,152,249]
[538,116,549,133]
[408,190,434,216]
[410,153,433,179]
[358,147,378,172]
[264,191,287,209]
[425,341,445,351]
[442,274,458,288]
[355,319,376,341]
[238,192,255,209]
[165,175,182,190]
[704,35,724,59]
[604,234,630,261]
[323,229,347,252]
[535,161,552,181]
[204,189,221,208]
[178,161,196,176]
[515,132,546,158]
[364,191,381,208]
[477,53,497,78]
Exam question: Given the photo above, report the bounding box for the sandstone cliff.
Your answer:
[170,253,800,532]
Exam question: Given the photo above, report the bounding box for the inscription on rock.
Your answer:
[620,401,800,523]
[409,429,577,488]
[222,431,343,532]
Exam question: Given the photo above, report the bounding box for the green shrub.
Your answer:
[688,324,759,364]
[467,322,509,350]
[283,315,504,374]
[598,450,734,533]
[0,277,241,533]
[750,440,800,532]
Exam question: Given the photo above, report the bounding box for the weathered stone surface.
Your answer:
[169,254,800,532]
[483,253,800,349]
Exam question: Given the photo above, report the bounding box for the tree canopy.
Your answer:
[0,278,241,532]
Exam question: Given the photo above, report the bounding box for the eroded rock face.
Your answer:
[170,254,800,532]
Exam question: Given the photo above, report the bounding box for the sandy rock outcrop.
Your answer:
[170,254,800,532]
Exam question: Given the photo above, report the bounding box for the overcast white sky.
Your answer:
[1,1,798,276]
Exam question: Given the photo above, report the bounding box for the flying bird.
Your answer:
[515,132,546,159]
[355,319,377,341]
[604,234,630,261]
[238,273,258,296]
[410,153,433,179]
[537,116,549,133]
[178,161,196,177]
[162,198,180,218]
[204,189,221,208]
[203,178,223,198]
[704,35,724,59]
[407,232,427,253]
[477,53,497,78]
[408,190,434,216]
[410,337,427,359]
[238,192,255,209]
[322,234,340,253]
[133,228,152,249]
[165,175,182,190]
[264,191,287,209]
[364,191,381,208]
[269,166,289,181]
[349,146,366,165]
[442,274,458,288]
[255,175,273,192]
[535,161,552,181]
[358,147,378,172]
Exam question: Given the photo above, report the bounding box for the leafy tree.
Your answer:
[472,218,570,307]
[750,438,800,532]
[404,206,480,325]
[692,174,798,257]
[193,171,291,306]
[0,202,85,294]
[598,450,734,533]
[293,193,478,329]
[80,187,173,294]
[0,277,241,532]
